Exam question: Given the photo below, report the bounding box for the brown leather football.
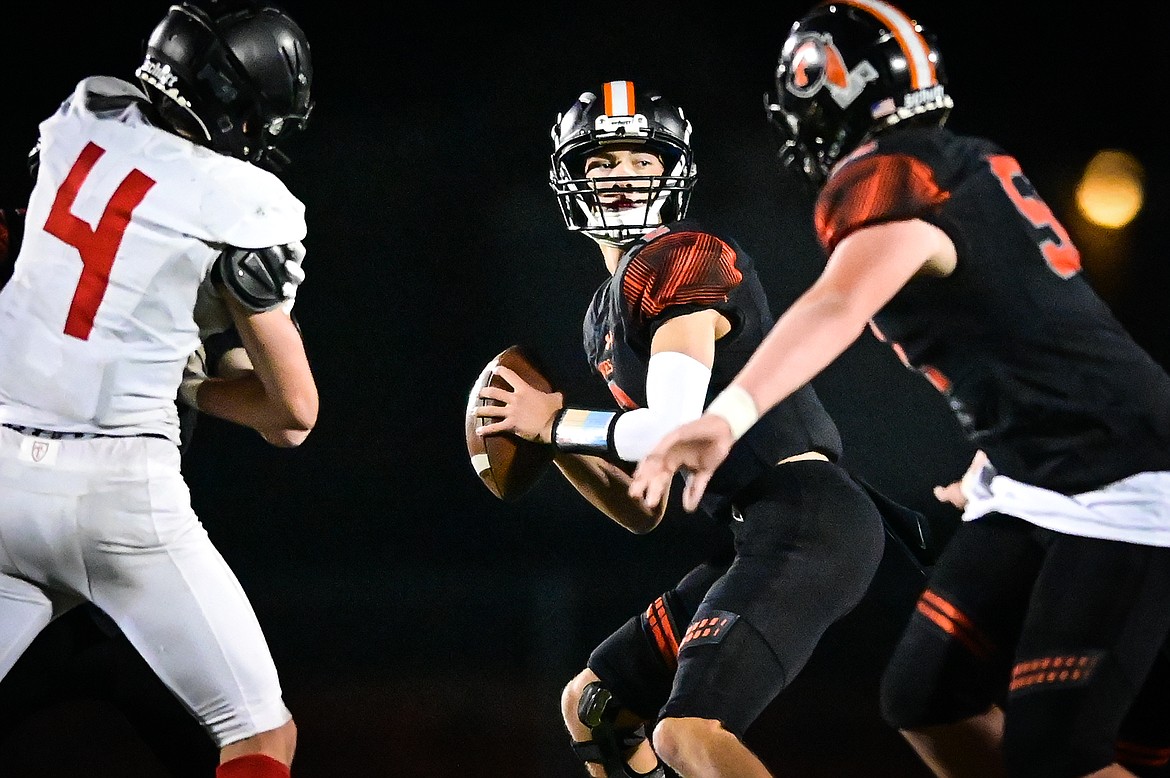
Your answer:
[465,344,556,501]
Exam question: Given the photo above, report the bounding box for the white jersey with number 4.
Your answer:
[0,76,306,443]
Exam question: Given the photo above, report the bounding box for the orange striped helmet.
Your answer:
[764,0,952,187]
[550,81,697,247]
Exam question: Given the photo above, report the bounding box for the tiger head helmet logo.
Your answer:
[785,33,878,110]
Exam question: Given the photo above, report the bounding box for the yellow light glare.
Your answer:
[1075,149,1144,229]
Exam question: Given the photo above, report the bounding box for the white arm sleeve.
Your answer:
[612,351,712,462]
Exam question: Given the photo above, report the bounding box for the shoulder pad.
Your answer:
[817,151,946,253]
[80,76,149,116]
[623,231,741,320]
[199,161,306,248]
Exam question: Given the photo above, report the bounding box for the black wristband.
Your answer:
[551,408,621,458]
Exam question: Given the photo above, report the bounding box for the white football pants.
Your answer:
[0,425,290,746]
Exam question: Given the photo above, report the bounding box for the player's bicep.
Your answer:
[649,308,722,367]
[823,219,949,317]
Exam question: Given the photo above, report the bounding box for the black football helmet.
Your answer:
[550,81,697,247]
[765,0,952,187]
[135,0,313,167]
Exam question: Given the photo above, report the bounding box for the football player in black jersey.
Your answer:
[630,2,1170,777]
[474,80,929,778]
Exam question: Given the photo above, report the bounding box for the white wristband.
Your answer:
[704,385,759,441]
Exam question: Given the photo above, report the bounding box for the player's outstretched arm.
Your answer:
[631,219,949,511]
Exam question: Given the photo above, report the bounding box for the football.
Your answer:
[465,344,556,501]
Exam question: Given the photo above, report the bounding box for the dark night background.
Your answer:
[0,2,1166,776]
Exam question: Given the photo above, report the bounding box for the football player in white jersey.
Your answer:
[0,3,318,777]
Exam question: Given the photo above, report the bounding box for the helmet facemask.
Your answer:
[550,83,697,248]
[554,140,694,248]
[764,90,845,190]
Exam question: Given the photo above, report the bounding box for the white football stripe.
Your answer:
[605,80,634,116]
[843,0,935,89]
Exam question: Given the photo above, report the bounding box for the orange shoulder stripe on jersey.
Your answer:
[837,0,937,88]
[603,80,635,117]
[815,152,948,251]
[624,232,741,319]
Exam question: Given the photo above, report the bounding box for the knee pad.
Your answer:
[569,681,661,778]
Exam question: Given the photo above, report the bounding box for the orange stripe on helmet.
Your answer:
[603,80,635,117]
[836,0,938,89]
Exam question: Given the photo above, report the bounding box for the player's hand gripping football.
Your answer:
[475,366,564,444]
[629,414,736,513]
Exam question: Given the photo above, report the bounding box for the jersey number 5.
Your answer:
[44,141,156,340]
[987,154,1081,278]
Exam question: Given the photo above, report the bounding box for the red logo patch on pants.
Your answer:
[679,610,739,650]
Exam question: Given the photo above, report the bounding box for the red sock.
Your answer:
[216,754,291,778]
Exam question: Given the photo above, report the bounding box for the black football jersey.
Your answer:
[582,219,842,516]
[816,125,1170,493]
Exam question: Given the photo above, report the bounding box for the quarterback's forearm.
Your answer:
[555,452,665,533]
